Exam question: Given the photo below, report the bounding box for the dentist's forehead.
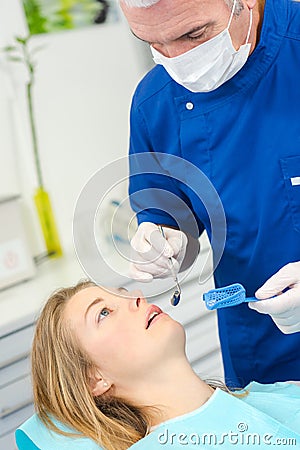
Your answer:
[121,0,228,43]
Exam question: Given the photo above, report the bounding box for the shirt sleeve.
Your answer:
[128,98,205,238]
[240,382,300,434]
[15,429,40,450]
[15,415,103,450]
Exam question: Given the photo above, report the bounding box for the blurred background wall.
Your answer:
[0,0,152,255]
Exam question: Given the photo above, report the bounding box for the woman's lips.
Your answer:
[147,312,168,328]
[145,304,163,329]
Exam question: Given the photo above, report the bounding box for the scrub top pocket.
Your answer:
[280,156,300,233]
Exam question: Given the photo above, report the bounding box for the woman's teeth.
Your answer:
[147,312,159,328]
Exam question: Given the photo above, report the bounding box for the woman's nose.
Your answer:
[128,290,147,310]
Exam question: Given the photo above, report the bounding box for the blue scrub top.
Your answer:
[128,0,300,388]
[15,382,300,450]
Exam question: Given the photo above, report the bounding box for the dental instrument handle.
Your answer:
[158,225,182,306]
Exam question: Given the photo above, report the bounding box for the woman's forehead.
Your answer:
[64,286,106,315]
[66,286,127,309]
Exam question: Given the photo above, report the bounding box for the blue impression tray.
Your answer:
[203,283,259,310]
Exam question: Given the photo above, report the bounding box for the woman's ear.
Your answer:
[89,369,111,397]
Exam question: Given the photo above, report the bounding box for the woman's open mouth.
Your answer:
[145,305,163,329]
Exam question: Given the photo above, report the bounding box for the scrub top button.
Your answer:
[186,102,194,110]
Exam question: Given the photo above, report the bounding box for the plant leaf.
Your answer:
[15,36,30,45]
[8,56,23,63]
[31,45,46,55]
[3,46,18,52]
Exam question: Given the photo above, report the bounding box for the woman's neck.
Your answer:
[121,359,215,427]
[151,371,214,427]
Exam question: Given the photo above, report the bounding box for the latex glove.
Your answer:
[249,262,300,334]
[129,222,188,282]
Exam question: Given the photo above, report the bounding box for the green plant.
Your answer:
[23,0,106,35]
[22,0,49,35]
[4,35,44,188]
[4,36,63,257]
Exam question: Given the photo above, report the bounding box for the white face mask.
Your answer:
[151,0,253,93]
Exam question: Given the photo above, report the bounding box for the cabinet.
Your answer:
[0,238,223,449]
[0,323,36,448]
[0,252,85,449]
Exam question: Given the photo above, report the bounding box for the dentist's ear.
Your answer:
[245,0,256,8]
[89,370,111,396]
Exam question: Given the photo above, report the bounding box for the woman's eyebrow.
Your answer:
[117,287,129,293]
[85,298,104,321]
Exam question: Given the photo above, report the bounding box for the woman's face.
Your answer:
[63,286,185,391]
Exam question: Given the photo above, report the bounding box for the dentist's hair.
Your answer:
[120,0,244,15]
[120,0,159,6]
[31,280,154,450]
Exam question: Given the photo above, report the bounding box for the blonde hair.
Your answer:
[31,280,155,450]
[32,280,246,449]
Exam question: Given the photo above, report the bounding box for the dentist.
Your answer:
[121,0,300,388]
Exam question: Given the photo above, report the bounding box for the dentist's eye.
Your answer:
[97,307,111,323]
[186,27,209,42]
[187,33,204,41]
[187,31,208,42]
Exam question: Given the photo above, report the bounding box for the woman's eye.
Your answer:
[97,308,111,323]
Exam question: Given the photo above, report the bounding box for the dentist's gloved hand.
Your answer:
[129,222,188,282]
[249,262,300,334]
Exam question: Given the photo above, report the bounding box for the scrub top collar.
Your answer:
[174,0,289,115]
[149,388,221,432]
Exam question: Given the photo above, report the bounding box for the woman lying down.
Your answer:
[16,281,300,450]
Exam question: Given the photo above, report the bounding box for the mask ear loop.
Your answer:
[245,8,253,44]
[227,0,253,46]
[227,0,237,30]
